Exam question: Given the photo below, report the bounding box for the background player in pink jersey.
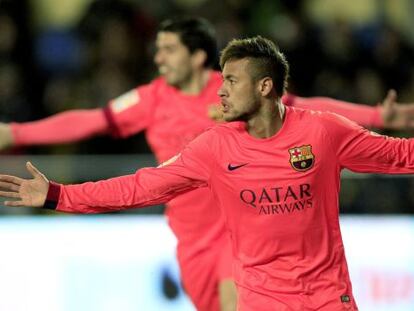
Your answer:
[1,35,414,310]
[1,17,414,311]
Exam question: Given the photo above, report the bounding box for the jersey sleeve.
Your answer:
[10,109,108,146]
[104,81,158,138]
[321,112,414,174]
[286,94,384,128]
[44,129,217,214]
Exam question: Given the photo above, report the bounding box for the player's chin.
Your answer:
[222,112,237,122]
[164,74,179,86]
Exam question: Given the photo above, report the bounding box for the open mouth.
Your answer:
[159,66,169,75]
[221,101,230,113]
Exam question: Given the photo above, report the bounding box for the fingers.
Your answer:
[0,175,23,186]
[0,176,23,206]
[26,162,42,178]
[0,181,20,192]
[387,89,397,98]
[0,188,23,207]
[384,89,397,106]
[4,200,25,207]
[0,190,20,199]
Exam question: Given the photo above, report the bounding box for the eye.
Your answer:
[229,79,236,85]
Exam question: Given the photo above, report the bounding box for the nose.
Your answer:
[217,82,227,98]
[154,51,163,66]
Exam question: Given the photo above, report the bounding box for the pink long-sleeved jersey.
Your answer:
[10,71,385,310]
[46,106,414,310]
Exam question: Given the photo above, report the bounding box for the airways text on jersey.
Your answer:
[239,183,313,215]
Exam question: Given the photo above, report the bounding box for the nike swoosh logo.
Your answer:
[227,163,248,171]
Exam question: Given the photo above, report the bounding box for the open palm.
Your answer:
[0,162,49,207]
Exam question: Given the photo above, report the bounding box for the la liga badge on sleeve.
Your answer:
[289,145,315,172]
[111,89,140,113]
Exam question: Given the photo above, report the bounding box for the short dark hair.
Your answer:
[220,36,289,97]
[158,17,218,68]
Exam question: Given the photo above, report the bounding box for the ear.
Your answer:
[258,77,274,97]
[191,49,207,68]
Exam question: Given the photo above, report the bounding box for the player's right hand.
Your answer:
[0,162,49,208]
[381,90,414,130]
[0,123,14,150]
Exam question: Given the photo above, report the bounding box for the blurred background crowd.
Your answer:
[1,0,414,214]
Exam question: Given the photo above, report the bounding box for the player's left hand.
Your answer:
[0,123,14,151]
[208,104,224,122]
[381,89,414,130]
[0,162,49,208]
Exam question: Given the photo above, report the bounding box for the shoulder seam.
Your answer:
[318,114,340,168]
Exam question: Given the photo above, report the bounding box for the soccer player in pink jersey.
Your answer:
[1,35,414,310]
[1,18,414,311]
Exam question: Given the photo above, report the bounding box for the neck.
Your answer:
[246,99,285,139]
[179,69,211,95]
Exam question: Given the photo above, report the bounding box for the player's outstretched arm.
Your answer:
[0,109,108,151]
[287,89,414,130]
[321,111,414,174]
[0,162,49,207]
[0,160,207,213]
[0,130,214,212]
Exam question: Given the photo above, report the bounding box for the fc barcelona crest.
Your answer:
[289,145,315,172]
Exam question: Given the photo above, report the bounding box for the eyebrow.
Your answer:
[222,74,237,80]
[156,43,178,49]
